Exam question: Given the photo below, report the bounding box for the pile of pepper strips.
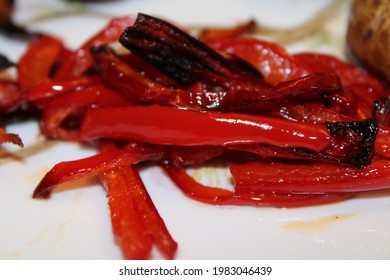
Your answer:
[1,13,390,259]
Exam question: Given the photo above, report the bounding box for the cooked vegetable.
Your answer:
[347,0,390,84]
[2,11,390,259]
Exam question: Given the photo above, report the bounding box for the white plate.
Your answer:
[1,0,390,260]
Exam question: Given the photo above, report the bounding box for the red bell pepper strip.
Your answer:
[79,105,331,152]
[0,127,23,147]
[32,146,165,199]
[40,86,131,140]
[247,100,359,123]
[164,162,355,208]
[100,164,177,259]
[229,119,377,168]
[199,20,257,42]
[0,80,20,113]
[119,13,262,88]
[176,72,341,112]
[100,166,153,259]
[54,15,136,80]
[22,76,102,103]
[18,35,65,90]
[230,158,390,194]
[208,37,312,85]
[91,45,162,103]
[295,53,390,105]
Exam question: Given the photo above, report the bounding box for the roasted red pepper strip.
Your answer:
[0,127,23,147]
[295,53,390,100]
[54,15,136,80]
[79,105,331,152]
[32,146,165,198]
[0,80,20,113]
[119,13,262,88]
[40,86,131,140]
[18,35,65,90]
[100,164,177,259]
[22,76,102,103]
[228,120,377,167]
[164,163,355,207]
[199,20,257,42]
[208,37,311,85]
[100,166,153,259]
[265,102,354,123]
[230,159,390,193]
[91,46,163,103]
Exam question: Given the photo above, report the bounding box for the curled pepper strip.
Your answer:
[295,53,390,101]
[199,19,257,42]
[40,86,131,140]
[32,145,165,198]
[22,76,102,104]
[17,35,65,91]
[0,127,23,147]
[207,37,312,85]
[164,162,355,208]
[0,80,20,113]
[54,15,136,80]
[119,13,262,87]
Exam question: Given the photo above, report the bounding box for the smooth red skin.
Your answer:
[164,163,354,208]
[208,37,311,85]
[100,166,153,260]
[22,76,102,103]
[54,15,136,80]
[18,35,64,90]
[32,147,164,198]
[79,105,331,152]
[100,164,177,260]
[40,86,131,140]
[295,53,390,104]
[0,80,20,112]
[230,159,390,193]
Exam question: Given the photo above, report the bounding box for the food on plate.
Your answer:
[347,0,390,84]
[1,10,390,259]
